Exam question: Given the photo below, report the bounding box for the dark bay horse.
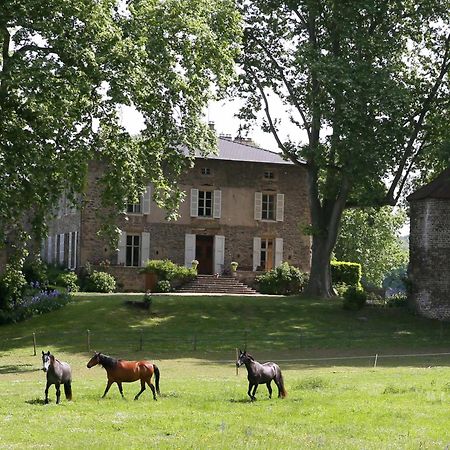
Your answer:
[41,351,72,404]
[236,350,286,401]
[86,352,160,400]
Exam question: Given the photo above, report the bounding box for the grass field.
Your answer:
[0,294,449,449]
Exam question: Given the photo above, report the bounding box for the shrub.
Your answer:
[331,261,362,288]
[342,286,367,311]
[385,293,408,308]
[256,262,307,295]
[333,282,350,297]
[56,272,79,292]
[46,263,66,285]
[84,271,116,293]
[23,257,48,284]
[0,264,27,310]
[155,280,171,293]
[141,259,196,287]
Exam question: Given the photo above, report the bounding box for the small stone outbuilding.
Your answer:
[408,169,450,320]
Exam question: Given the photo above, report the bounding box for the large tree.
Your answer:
[238,0,450,297]
[334,207,408,287]
[0,0,240,250]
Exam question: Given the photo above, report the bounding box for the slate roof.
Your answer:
[194,137,293,165]
[407,168,450,201]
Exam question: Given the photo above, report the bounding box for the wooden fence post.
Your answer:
[32,332,36,356]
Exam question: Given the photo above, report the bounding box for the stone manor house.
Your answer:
[42,136,311,291]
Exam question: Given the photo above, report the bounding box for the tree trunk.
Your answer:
[304,237,334,298]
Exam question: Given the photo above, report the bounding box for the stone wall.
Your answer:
[92,265,145,292]
[408,198,450,320]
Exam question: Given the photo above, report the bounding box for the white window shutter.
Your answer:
[59,234,65,265]
[54,235,58,263]
[253,237,261,271]
[214,235,225,274]
[117,230,127,265]
[254,192,262,220]
[142,185,151,215]
[184,234,196,267]
[213,190,222,219]
[73,231,78,269]
[276,194,285,222]
[68,232,73,269]
[47,236,53,263]
[275,238,284,267]
[141,232,150,266]
[190,189,199,217]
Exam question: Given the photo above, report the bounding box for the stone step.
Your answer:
[177,275,258,294]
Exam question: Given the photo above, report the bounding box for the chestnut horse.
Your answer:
[87,352,160,400]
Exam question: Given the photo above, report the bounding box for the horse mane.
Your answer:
[246,353,255,361]
[98,353,118,369]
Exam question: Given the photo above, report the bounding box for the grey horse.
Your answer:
[41,351,72,404]
[236,350,287,401]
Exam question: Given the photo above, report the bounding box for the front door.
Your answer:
[261,239,274,271]
[196,235,214,274]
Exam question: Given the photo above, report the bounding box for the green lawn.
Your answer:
[0,294,449,449]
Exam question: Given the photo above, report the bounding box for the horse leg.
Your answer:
[146,379,157,401]
[117,382,124,398]
[44,381,51,404]
[247,382,254,401]
[134,380,146,400]
[266,381,273,399]
[251,384,258,401]
[55,383,61,404]
[102,380,113,398]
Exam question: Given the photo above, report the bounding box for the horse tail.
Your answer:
[153,364,161,396]
[277,370,287,398]
[64,381,72,401]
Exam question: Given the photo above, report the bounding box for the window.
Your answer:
[260,239,274,271]
[201,167,211,176]
[198,190,213,217]
[262,194,275,220]
[264,170,275,180]
[126,235,140,267]
[126,201,142,214]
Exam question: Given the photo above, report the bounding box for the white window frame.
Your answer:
[125,234,141,267]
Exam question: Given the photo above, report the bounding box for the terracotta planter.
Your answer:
[144,272,158,292]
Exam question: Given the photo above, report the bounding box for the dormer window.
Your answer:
[201,167,211,176]
[264,170,275,180]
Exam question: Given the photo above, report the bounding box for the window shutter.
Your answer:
[142,185,151,215]
[54,235,59,262]
[190,189,199,217]
[184,234,196,267]
[59,234,65,265]
[213,190,222,219]
[141,232,150,267]
[214,235,225,274]
[253,237,261,271]
[68,232,73,269]
[73,231,78,269]
[117,230,127,265]
[254,192,262,220]
[276,194,285,222]
[275,238,283,267]
[47,236,53,263]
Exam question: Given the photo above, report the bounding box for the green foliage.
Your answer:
[155,280,172,293]
[55,272,79,293]
[0,264,27,310]
[0,0,241,246]
[256,262,307,295]
[342,287,367,311]
[385,293,408,308]
[335,207,409,287]
[22,257,48,284]
[331,261,362,288]
[141,259,196,283]
[46,264,67,285]
[83,271,116,293]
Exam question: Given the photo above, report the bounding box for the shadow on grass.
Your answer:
[0,364,40,375]
[1,294,449,369]
[25,398,47,406]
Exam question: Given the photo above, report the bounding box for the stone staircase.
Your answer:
[177,275,258,295]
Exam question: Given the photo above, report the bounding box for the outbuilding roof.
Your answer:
[195,137,294,165]
[407,168,450,201]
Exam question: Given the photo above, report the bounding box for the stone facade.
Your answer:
[45,138,311,291]
[408,170,450,320]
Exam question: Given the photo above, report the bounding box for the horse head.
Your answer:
[41,351,54,372]
[86,352,101,368]
[236,349,252,367]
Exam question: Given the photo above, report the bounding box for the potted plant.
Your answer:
[191,259,199,271]
[230,261,238,276]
